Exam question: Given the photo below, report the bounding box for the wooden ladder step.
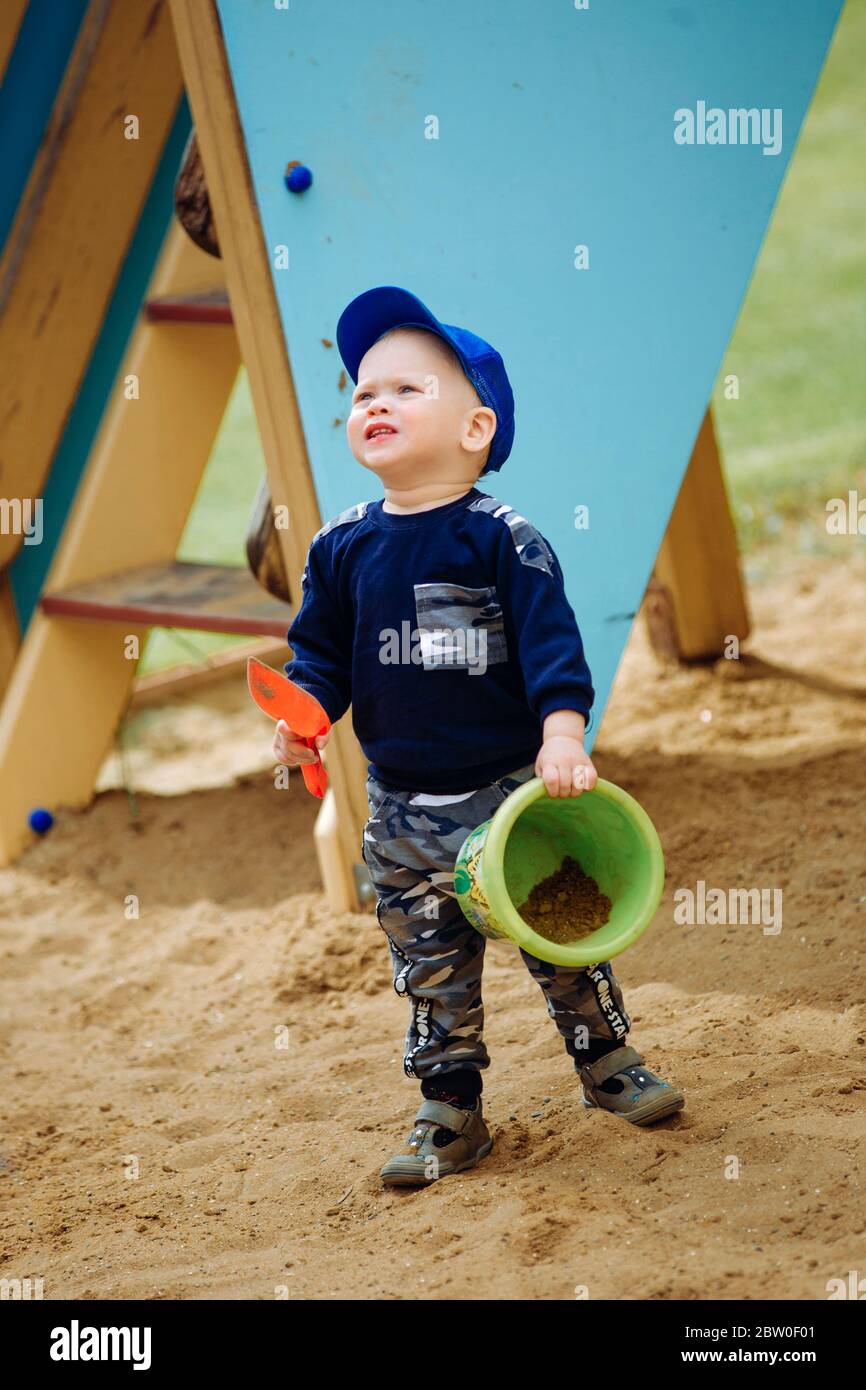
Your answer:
[40,561,291,638]
[144,290,233,324]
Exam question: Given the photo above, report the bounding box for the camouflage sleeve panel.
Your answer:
[485,501,595,734]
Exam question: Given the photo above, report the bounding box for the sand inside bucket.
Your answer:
[517,854,612,943]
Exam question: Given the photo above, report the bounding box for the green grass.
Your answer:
[138,369,266,673]
[711,0,866,562]
[142,4,864,670]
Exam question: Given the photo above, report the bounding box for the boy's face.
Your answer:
[346,329,495,486]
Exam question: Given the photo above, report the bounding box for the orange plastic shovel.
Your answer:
[247,657,331,799]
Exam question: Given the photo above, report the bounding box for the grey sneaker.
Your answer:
[379,1097,493,1187]
[579,1044,685,1125]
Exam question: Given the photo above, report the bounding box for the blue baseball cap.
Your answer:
[336,286,515,473]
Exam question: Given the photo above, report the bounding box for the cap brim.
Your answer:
[336,286,459,383]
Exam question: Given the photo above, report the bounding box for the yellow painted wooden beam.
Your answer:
[0,0,183,568]
[170,0,369,912]
[651,408,751,661]
[0,225,240,864]
[0,0,28,82]
[0,576,20,698]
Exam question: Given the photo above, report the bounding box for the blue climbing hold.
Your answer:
[28,807,54,834]
[284,163,312,193]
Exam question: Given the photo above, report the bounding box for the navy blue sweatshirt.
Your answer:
[284,486,595,793]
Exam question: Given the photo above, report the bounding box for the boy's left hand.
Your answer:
[535,736,598,798]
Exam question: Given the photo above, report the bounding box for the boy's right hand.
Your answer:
[272,720,330,766]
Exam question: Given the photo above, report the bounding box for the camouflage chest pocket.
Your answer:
[413,582,508,672]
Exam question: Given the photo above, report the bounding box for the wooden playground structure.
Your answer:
[0,1,840,911]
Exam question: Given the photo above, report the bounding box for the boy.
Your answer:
[272,286,684,1187]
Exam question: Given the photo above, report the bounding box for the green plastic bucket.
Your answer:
[453,776,664,966]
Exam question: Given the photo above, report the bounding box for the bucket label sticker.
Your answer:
[455,823,508,941]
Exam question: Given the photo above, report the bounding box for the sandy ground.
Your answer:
[1,544,865,1301]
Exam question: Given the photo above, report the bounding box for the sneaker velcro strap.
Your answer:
[415,1099,475,1133]
[580,1044,644,1087]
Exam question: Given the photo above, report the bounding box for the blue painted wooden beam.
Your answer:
[0,0,89,255]
[9,95,193,631]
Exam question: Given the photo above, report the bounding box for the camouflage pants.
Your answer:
[360,761,631,1089]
